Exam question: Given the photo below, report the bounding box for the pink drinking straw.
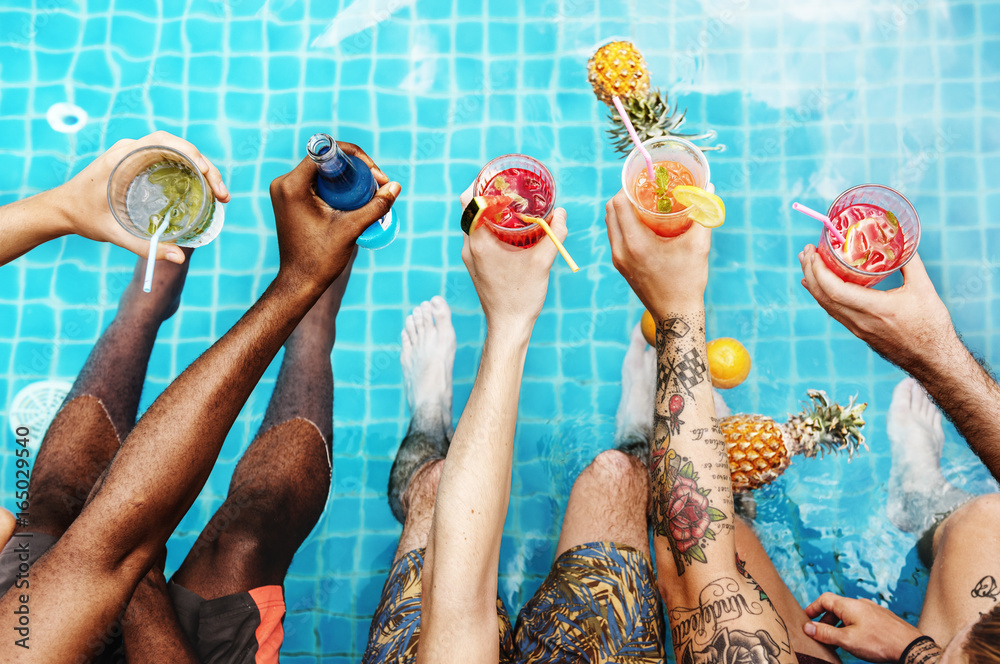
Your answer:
[792,202,847,245]
[612,96,655,181]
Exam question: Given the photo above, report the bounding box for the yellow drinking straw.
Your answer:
[519,214,580,272]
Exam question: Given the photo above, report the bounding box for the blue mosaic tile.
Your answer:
[2,3,998,660]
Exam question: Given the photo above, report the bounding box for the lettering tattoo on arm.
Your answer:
[668,575,792,664]
[650,314,728,574]
[971,575,999,601]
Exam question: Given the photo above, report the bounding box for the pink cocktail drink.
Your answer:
[474,155,555,248]
[817,184,921,287]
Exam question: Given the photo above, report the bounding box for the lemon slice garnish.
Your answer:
[672,185,726,228]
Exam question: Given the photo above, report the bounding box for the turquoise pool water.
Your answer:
[2,0,999,661]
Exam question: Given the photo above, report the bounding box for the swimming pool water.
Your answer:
[2,0,999,661]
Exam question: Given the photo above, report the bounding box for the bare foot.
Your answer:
[401,296,456,435]
[615,322,656,447]
[119,247,195,322]
[887,377,972,533]
[388,297,456,524]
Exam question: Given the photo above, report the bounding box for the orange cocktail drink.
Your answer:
[621,137,710,238]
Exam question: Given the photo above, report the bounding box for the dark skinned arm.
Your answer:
[0,150,399,663]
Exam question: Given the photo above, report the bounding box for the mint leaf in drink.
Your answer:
[657,197,673,213]
[654,165,670,196]
[885,209,899,227]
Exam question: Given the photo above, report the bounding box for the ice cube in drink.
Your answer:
[817,184,921,287]
[473,156,555,248]
[126,161,209,236]
[621,136,710,238]
[109,146,223,248]
[633,161,696,216]
[828,204,905,273]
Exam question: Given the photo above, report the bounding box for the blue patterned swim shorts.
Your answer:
[362,541,665,664]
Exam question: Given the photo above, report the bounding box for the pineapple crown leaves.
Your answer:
[787,389,868,459]
[607,89,726,156]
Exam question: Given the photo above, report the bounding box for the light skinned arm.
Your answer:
[798,592,934,663]
[417,191,566,664]
[0,131,231,267]
[0,149,400,664]
[800,245,1000,480]
[606,190,796,664]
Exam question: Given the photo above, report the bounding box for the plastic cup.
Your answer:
[818,184,921,287]
[622,136,710,238]
[473,154,555,248]
[108,145,224,248]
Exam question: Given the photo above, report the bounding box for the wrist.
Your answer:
[484,320,533,356]
[274,266,329,302]
[898,636,940,664]
[30,188,75,238]
[485,315,535,346]
[649,298,705,321]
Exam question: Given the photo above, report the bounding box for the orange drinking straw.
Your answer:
[792,202,846,244]
[612,96,655,181]
[518,214,580,272]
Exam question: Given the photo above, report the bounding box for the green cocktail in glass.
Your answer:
[109,145,224,248]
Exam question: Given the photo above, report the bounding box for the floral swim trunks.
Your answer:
[362,541,666,664]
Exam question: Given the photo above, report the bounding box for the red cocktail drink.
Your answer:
[474,155,555,248]
[818,184,921,287]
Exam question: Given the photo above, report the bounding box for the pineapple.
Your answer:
[606,91,722,156]
[587,40,650,105]
[721,390,868,492]
[587,40,723,156]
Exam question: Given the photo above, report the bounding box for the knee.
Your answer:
[577,450,649,500]
[939,494,1000,542]
[402,459,444,516]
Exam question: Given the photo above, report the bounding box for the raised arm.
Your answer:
[801,246,1000,480]
[606,191,796,664]
[0,149,399,663]
[417,201,566,664]
[0,131,230,267]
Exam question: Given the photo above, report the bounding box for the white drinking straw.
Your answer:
[143,218,171,293]
[612,96,655,181]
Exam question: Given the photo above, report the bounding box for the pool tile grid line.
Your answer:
[3,0,1000,659]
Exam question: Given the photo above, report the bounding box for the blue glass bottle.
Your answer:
[306,133,399,250]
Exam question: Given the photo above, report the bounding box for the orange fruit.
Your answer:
[707,337,751,389]
[640,310,656,346]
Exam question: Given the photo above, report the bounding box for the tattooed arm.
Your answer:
[605,192,796,664]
